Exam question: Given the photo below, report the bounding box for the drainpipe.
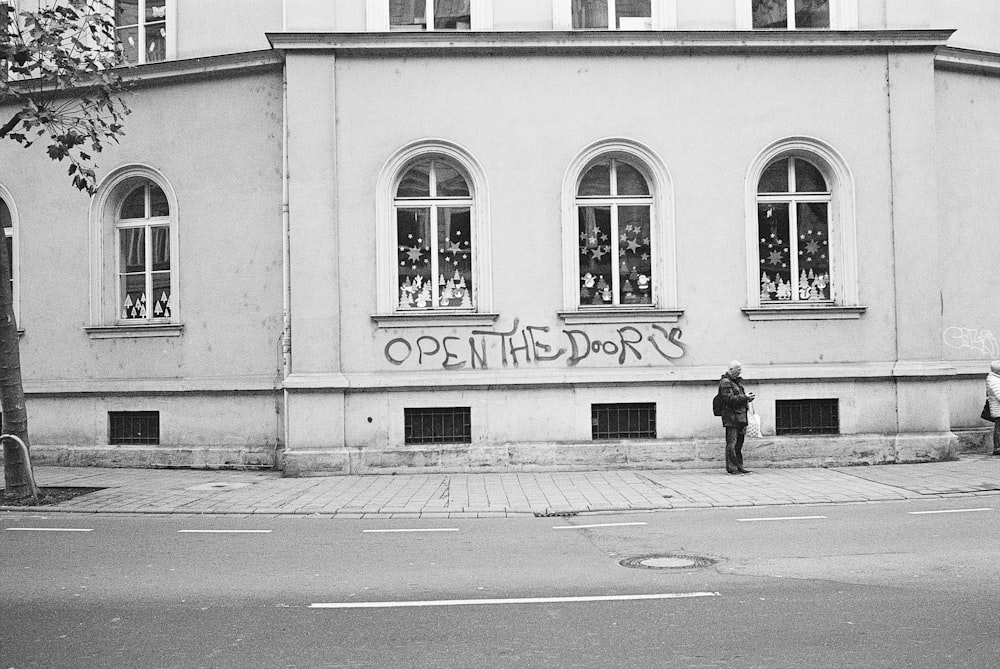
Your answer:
[279,2,292,467]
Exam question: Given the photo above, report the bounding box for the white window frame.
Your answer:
[744,137,862,320]
[367,0,494,31]
[735,0,858,30]
[374,140,494,326]
[553,0,677,30]
[88,165,181,337]
[0,185,19,325]
[561,139,678,321]
[114,0,176,64]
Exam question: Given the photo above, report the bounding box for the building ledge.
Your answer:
[371,312,500,328]
[742,305,867,321]
[558,309,683,325]
[935,46,1000,77]
[268,30,954,55]
[85,324,184,339]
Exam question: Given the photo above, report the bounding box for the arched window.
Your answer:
[561,139,677,320]
[89,166,180,335]
[116,181,172,321]
[745,138,862,319]
[575,158,653,307]
[394,158,475,311]
[374,140,494,325]
[0,189,18,322]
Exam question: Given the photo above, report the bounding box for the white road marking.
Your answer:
[362,528,459,533]
[177,529,272,533]
[552,522,648,530]
[4,527,93,532]
[310,592,721,609]
[908,508,993,515]
[736,515,827,522]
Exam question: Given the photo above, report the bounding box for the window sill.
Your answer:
[85,323,184,339]
[371,312,500,328]
[742,305,867,321]
[558,309,684,325]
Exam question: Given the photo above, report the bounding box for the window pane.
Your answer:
[578,207,613,305]
[120,272,147,319]
[149,185,169,216]
[434,0,471,30]
[618,206,652,305]
[397,161,432,198]
[115,0,139,26]
[4,236,12,292]
[795,0,830,28]
[573,0,608,29]
[437,207,472,307]
[793,159,827,192]
[145,23,166,62]
[146,0,166,22]
[758,203,791,301]
[390,0,427,30]
[616,0,652,28]
[120,227,145,273]
[578,162,611,197]
[796,202,830,300]
[616,162,650,196]
[397,208,431,308]
[758,159,789,193]
[151,226,170,271]
[151,271,171,317]
[120,186,146,219]
[753,0,787,28]
[435,162,470,197]
[0,199,10,230]
[117,26,139,64]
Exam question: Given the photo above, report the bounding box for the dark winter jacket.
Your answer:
[718,372,750,427]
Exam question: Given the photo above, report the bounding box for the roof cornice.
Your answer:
[935,45,1000,77]
[267,30,955,55]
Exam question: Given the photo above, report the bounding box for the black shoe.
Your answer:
[738,469,752,474]
[993,451,1000,456]
[727,470,739,475]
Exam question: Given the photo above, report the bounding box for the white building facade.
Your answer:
[1,1,999,474]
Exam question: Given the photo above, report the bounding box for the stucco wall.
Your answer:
[326,51,900,376]
[0,69,285,391]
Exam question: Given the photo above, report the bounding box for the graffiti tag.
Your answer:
[384,318,686,369]
[943,327,998,357]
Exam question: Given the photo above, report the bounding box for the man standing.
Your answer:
[719,360,755,474]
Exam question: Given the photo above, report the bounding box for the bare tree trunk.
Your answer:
[0,229,36,501]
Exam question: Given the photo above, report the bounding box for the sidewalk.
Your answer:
[3,454,1000,518]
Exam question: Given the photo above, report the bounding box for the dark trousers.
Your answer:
[993,421,1000,454]
[725,426,746,473]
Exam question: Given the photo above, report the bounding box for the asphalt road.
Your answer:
[2,496,998,668]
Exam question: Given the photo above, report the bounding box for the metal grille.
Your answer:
[591,403,656,440]
[109,411,160,445]
[775,399,839,435]
[404,407,471,445]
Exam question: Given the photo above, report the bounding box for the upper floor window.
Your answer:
[390,0,471,30]
[744,138,862,320]
[752,0,829,29]
[115,0,167,63]
[573,0,651,29]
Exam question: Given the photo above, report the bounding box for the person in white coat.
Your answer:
[987,360,1000,455]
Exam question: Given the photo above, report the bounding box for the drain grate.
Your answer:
[619,554,716,570]
[534,511,579,518]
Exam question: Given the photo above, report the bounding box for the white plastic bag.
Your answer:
[745,403,762,438]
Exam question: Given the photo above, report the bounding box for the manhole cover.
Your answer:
[619,554,716,570]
